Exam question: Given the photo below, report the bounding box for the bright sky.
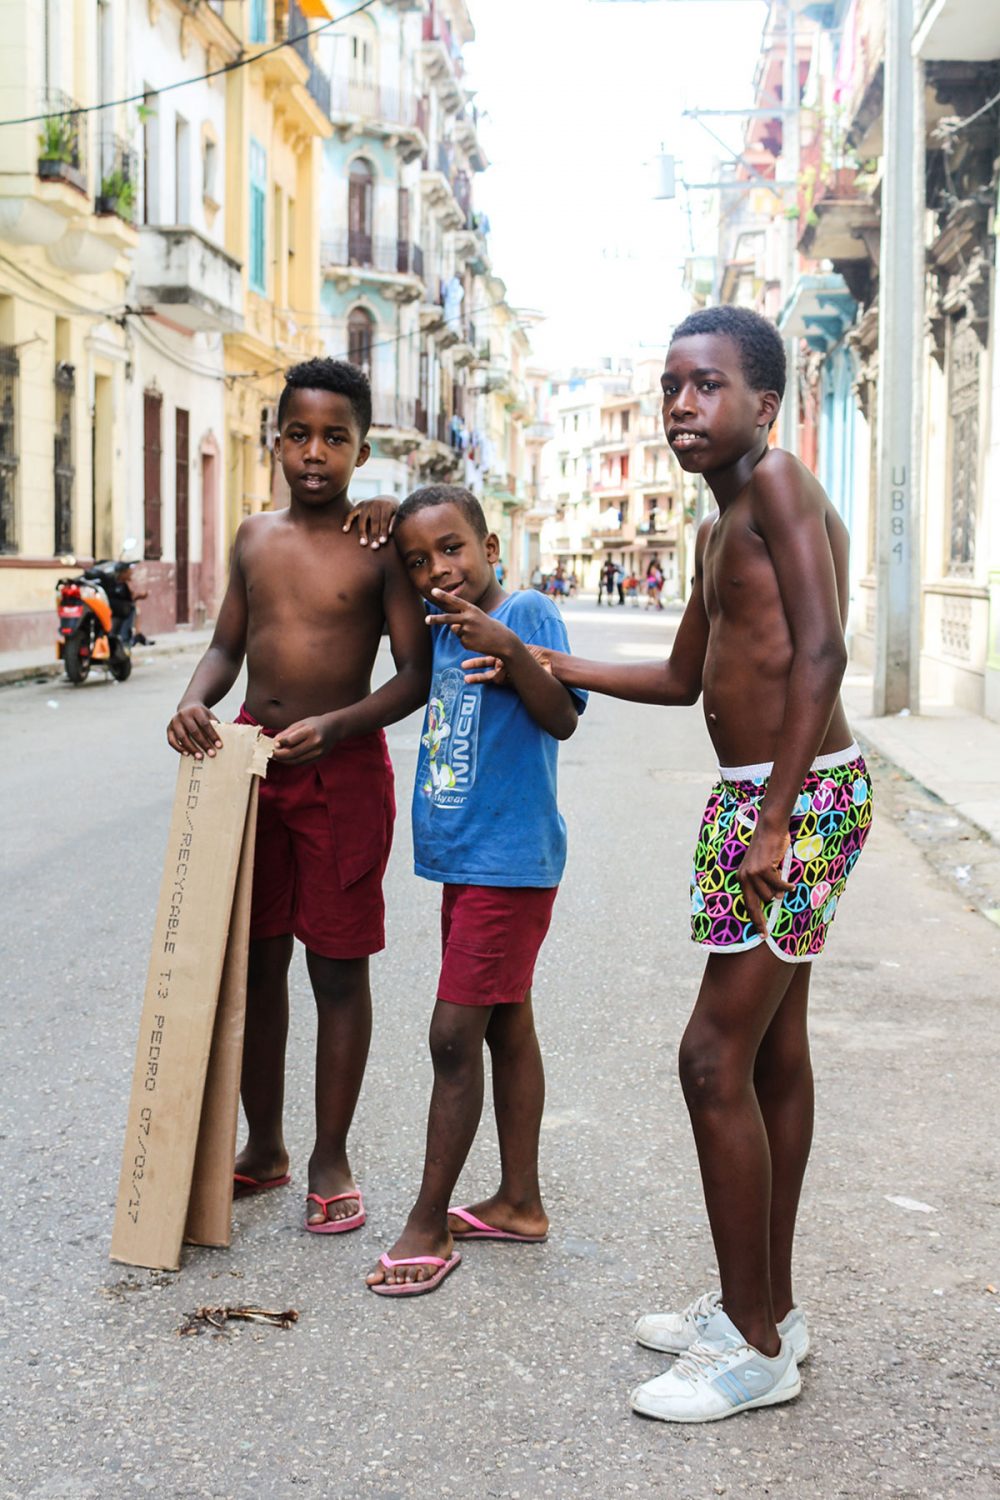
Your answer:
[466,0,769,369]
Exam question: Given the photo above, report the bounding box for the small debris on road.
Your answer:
[177,1304,299,1336]
[885,1195,936,1214]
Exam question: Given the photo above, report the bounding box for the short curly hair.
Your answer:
[396,484,488,539]
[670,306,786,401]
[277,357,372,438]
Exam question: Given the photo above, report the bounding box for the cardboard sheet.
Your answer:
[110,724,273,1271]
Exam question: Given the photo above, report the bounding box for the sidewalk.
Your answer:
[843,670,1000,846]
[0,625,214,687]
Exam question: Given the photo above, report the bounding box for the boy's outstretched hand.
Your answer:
[343,494,399,549]
[462,642,553,686]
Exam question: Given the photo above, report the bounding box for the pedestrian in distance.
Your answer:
[166,357,430,1236]
[531,306,874,1422]
[365,483,586,1296]
[598,556,616,606]
[615,560,626,606]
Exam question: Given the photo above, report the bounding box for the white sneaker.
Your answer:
[634,1291,810,1363]
[630,1309,801,1423]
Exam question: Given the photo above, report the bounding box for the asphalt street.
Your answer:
[1,600,997,1500]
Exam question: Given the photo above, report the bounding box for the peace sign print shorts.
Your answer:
[690,744,874,963]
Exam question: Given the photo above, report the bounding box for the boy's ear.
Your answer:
[355,440,372,469]
[757,390,781,429]
[485,531,500,563]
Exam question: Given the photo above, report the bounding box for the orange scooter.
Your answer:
[55,558,135,684]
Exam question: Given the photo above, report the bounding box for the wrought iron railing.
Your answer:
[371,395,417,431]
[95,135,138,224]
[323,234,423,278]
[281,0,331,117]
[37,91,87,192]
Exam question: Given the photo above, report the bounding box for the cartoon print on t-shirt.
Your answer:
[420,666,480,806]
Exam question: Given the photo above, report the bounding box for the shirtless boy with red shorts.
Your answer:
[167,358,429,1234]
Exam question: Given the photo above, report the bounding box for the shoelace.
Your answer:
[684,1290,722,1325]
[672,1337,746,1384]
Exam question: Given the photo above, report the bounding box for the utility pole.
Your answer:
[873,0,921,715]
[779,2,800,457]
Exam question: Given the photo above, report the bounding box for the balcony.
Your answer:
[36,92,87,195]
[421,11,465,113]
[524,420,555,444]
[797,169,879,264]
[251,2,332,137]
[95,135,138,226]
[321,232,424,302]
[420,144,467,229]
[328,78,426,163]
[916,0,1000,58]
[135,226,244,332]
[452,105,488,173]
[370,394,421,457]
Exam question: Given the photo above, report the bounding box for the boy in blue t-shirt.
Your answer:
[367,484,586,1296]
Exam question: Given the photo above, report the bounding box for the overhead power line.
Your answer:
[0,0,378,130]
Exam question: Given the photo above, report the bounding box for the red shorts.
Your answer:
[237,706,395,960]
[437,884,558,1007]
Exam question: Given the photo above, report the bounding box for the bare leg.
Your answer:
[753,962,814,1321]
[235,933,294,1182]
[302,950,372,1224]
[678,947,797,1355]
[367,1000,491,1287]
[448,993,548,1239]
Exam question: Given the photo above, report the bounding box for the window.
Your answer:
[347,306,374,374]
[0,342,19,554]
[143,391,162,561]
[348,158,374,264]
[249,0,267,44]
[53,361,74,554]
[174,114,190,224]
[202,136,218,204]
[621,409,630,435]
[249,138,267,294]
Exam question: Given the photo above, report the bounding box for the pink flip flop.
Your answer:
[368,1250,462,1297]
[233,1171,291,1198]
[305,1189,366,1235]
[448,1206,547,1243]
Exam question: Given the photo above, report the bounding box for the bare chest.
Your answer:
[243,533,381,627]
[703,510,778,620]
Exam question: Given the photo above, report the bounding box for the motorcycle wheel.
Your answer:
[109,646,132,682]
[64,632,91,684]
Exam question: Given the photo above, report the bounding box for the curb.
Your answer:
[0,633,211,689]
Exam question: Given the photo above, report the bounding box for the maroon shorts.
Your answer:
[237,706,395,960]
[437,884,558,1007]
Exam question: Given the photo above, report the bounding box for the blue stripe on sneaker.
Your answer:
[714,1370,752,1406]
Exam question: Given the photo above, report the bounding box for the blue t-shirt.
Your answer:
[412,591,587,888]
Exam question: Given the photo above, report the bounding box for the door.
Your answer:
[175,406,189,623]
[143,391,162,559]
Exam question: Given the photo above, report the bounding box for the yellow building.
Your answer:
[0,0,137,649]
[221,0,332,543]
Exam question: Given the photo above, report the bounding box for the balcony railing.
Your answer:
[321,233,424,279]
[329,77,420,129]
[371,395,417,431]
[279,0,332,118]
[95,134,138,225]
[37,91,87,193]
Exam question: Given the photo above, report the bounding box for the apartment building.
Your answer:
[0,0,138,648]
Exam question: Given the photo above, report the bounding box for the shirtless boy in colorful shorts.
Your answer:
[538,306,873,1422]
[167,358,429,1235]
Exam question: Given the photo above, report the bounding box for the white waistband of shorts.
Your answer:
[718,741,860,782]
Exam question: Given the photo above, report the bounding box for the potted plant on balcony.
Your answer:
[38,113,84,190]
[96,168,136,224]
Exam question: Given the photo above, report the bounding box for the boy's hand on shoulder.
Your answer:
[167,702,222,759]
[343,494,399,550]
[271,712,344,765]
